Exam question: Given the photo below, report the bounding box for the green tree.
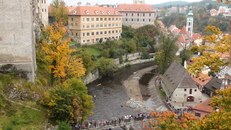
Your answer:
[76,50,94,74]
[97,57,118,77]
[101,49,110,58]
[50,0,68,25]
[127,39,137,53]
[40,78,94,123]
[155,33,178,74]
[57,121,72,130]
[180,49,192,65]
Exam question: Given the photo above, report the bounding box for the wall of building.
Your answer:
[68,15,122,44]
[0,0,38,82]
[37,0,49,26]
[172,88,202,103]
[121,12,155,28]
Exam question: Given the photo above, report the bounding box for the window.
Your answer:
[109,24,111,27]
[87,18,89,21]
[108,31,111,34]
[116,18,118,20]
[195,89,197,92]
[116,30,118,33]
[149,19,151,22]
[104,31,107,34]
[100,31,103,34]
[132,13,133,16]
[109,18,111,21]
[75,23,77,26]
[83,18,85,21]
[91,18,94,21]
[184,89,187,91]
[104,24,107,27]
[96,32,99,35]
[83,40,85,42]
[104,18,107,21]
[143,19,145,21]
[100,24,103,27]
[91,25,94,28]
[100,18,103,21]
[126,13,128,16]
[131,19,133,21]
[149,13,151,16]
[137,19,139,21]
[126,19,128,21]
[112,30,114,33]
[143,13,145,16]
[137,13,139,16]
[76,33,78,36]
[83,33,85,36]
[96,18,99,21]
[86,25,89,28]
[92,32,94,35]
[195,112,201,117]
[189,89,192,94]
[83,25,85,28]
[87,33,90,36]
[112,18,114,20]
[96,24,99,27]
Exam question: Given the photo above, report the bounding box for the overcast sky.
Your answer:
[48,0,203,6]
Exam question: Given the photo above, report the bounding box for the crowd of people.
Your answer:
[71,113,151,130]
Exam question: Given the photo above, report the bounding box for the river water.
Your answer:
[87,62,155,121]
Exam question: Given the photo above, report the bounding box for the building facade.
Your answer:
[37,0,49,26]
[117,4,155,28]
[68,6,122,44]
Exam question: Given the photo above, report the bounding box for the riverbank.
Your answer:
[123,66,157,111]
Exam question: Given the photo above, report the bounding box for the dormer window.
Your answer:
[130,8,132,10]
[95,10,98,14]
[139,8,142,10]
[115,11,118,14]
[101,11,104,15]
[85,10,89,14]
[73,10,77,14]
[108,11,111,14]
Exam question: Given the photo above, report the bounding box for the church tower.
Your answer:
[133,0,145,4]
[186,6,193,37]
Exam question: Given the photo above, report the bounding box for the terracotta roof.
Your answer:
[192,73,212,86]
[117,4,155,12]
[210,10,218,14]
[160,27,166,31]
[193,98,215,113]
[218,52,229,58]
[172,28,181,34]
[178,35,190,43]
[179,26,191,38]
[158,20,164,26]
[192,33,202,41]
[204,77,222,92]
[68,6,122,16]
[161,61,197,96]
[169,25,178,32]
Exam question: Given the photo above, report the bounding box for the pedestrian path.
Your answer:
[148,76,168,112]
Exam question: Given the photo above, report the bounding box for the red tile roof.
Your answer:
[117,4,155,12]
[218,52,229,58]
[193,98,215,113]
[192,73,212,86]
[178,35,190,43]
[192,33,202,41]
[158,20,164,26]
[68,6,122,16]
[179,26,187,34]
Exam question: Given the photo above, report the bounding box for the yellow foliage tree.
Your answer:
[50,0,68,25]
[41,23,85,84]
[187,26,230,76]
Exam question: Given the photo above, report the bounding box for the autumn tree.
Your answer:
[155,33,178,74]
[187,26,229,76]
[40,78,94,123]
[143,111,199,130]
[50,0,68,25]
[41,23,85,84]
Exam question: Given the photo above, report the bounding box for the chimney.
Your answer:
[94,3,99,7]
[77,2,81,6]
[86,2,91,6]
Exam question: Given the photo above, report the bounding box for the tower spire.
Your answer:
[186,6,193,37]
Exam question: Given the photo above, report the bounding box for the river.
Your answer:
[87,61,155,121]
